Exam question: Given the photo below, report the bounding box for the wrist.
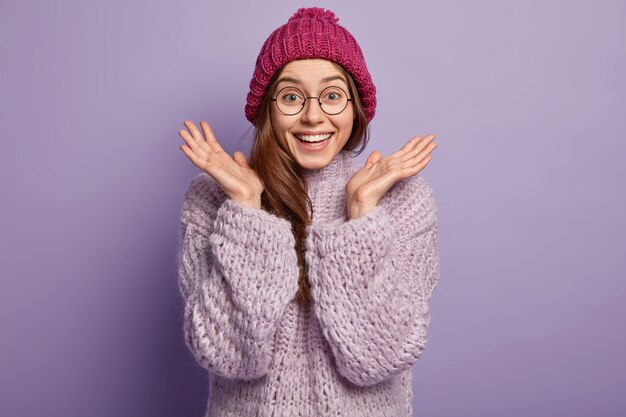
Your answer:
[230,195,262,210]
[347,200,376,220]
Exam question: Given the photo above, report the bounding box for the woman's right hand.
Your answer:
[178,120,264,209]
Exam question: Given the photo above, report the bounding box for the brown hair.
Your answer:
[248,61,370,305]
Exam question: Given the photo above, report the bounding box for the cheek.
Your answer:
[269,111,281,137]
[340,108,355,131]
[270,109,286,131]
[338,115,355,133]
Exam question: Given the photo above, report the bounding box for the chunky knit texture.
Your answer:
[245,7,377,125]
[177,150,440,417]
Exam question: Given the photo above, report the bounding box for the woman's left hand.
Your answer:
[345,134,437,220]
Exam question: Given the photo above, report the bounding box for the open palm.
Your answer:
[346,134,437,217]
[178,120,263,205]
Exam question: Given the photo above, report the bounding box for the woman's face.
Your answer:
[269,59,355,171]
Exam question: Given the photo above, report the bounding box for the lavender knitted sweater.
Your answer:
[177,150,440,417]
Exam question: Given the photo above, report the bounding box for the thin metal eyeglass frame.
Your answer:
[271,86,353,116]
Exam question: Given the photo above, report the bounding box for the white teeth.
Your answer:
[295,133,332,142]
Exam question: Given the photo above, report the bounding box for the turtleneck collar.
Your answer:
[302,150,355,187]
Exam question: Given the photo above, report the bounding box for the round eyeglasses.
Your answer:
[271,85,352,116]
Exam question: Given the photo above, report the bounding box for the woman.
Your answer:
[177,7,439,417]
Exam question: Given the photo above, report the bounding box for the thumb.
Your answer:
[364,150,382,167]
[233,151,250,168]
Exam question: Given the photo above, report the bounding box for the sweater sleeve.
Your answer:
[177,173,299,380]
[304,174,440,387]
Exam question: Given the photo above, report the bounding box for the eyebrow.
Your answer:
[276,75,348,86]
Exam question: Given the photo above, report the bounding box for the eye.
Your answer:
[322,88,344,102]
[283,93,300,102]
[277,87,304,105]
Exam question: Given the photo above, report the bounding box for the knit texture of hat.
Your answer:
[245,7,377,126]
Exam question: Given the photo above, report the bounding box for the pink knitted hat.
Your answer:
[245,7,376,126]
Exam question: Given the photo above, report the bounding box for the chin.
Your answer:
[295,153,334,171]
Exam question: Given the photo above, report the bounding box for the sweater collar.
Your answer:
[303,150,355,187]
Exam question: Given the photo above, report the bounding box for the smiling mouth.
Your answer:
[294,133,333,143]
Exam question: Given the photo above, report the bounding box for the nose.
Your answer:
[300,97,325,124]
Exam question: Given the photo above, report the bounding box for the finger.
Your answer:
[409,142,437,165]
[394,140,435,174]
[405,153,434,174]
[201,121,224,153]
[183,120,205,144]
[365,150,382,167]
[233,151,249,168]
[179,128,202,153]
[400,134,436,162]
[404,159,432,178]
[179,145,205,169]
[390,135,422,159]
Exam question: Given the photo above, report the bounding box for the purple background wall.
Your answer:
[1,0,624,416]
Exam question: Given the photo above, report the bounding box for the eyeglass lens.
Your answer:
[274,86,349,115]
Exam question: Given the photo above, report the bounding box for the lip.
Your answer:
[293,132,333,152]
[293,131,334,136]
